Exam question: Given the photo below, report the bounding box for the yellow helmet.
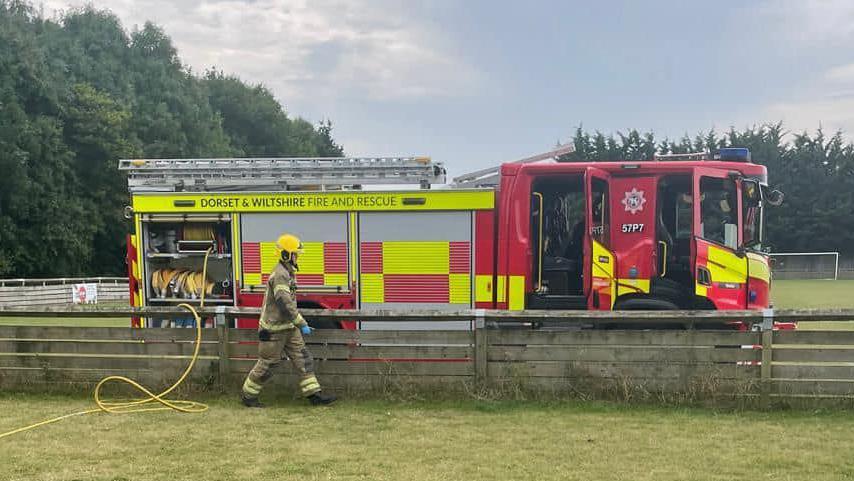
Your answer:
[275,234,304,256]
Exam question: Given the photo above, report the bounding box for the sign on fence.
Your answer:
[71,283,98,304]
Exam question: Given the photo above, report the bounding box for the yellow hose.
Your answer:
[0,249,214,440]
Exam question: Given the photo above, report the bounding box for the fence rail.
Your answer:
[0,277,127,287]
[0,278,128,308]
[1,306,853,406]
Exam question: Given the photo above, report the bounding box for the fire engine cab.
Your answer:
[121,146,782,329]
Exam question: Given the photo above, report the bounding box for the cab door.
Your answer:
[693,168,748,309]
[585,167,616,310]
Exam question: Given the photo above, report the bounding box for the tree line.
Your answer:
[1,1,849,278]
[0,2,342,277]
[562,125,854,257]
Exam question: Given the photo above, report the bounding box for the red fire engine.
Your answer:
[121,146,783,329]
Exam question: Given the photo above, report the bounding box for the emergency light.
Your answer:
[716,148,751,162]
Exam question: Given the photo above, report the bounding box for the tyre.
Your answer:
[306,318,340,330]
[650,278,687,307]
[611,297,681,329]
[298,302,341,329]
[615,297,679,310]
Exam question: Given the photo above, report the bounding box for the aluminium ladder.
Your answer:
[452,144,576,188]
[119,156,446,192]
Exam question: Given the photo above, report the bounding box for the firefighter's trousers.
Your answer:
[241,328,321,399]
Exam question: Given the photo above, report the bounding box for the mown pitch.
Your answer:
[2,395,854,481]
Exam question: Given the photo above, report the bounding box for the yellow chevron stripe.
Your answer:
[324,273,348,287]
[496,275,507,303]
[349,212,358,283]
[244,273,262,286]
[592,240,615,299]
[475,275,493,303]
[360,274,384,303]
[232,214,242,290]
[260,242,278,273]
[747,252,770,283]
[297,241,324,274]
[708,245,747,283]
[449,274,471,305]
[617,278,650,294]
[382,241,450,274]
[508,275,525,310]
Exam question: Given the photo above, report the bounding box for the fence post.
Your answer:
[760,308,774,408]
[474,309,487,385]
[216,308,230,391]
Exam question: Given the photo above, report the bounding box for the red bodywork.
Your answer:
[128,158,790,330]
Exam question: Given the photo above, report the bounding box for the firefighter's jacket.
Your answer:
[258,261,307,332]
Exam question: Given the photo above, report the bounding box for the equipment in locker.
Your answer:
[150,268,229,299]
[148,229,178,253]
[146,223,230,255]
[178,224,217,253]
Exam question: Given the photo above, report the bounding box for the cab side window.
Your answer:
[591,178,609,246]
[700,177,737,249]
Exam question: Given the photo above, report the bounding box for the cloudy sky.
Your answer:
[43,0,854,177]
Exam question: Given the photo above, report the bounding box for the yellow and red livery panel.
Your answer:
[358,241,471,304]
[694,239,748,309]
[241,241,349,289]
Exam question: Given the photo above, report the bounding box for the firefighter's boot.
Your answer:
[241,393,264,408]
[308,391,336,406]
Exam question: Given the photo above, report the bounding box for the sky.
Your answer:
[42,0,854,179]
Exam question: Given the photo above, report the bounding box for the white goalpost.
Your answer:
[769,252,840,280]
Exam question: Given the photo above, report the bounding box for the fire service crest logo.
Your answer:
[622,188,646,214]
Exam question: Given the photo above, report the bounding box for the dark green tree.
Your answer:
[0,2,345,277]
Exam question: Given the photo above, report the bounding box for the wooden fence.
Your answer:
[0,278,128,308]
[1,306,854,406]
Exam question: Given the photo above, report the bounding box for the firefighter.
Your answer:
[240,233,337,407]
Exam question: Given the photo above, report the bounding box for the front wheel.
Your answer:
[607,297,681,329]
[615,297,679,310]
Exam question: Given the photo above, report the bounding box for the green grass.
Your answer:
[0,301,130,327]
[771,280,854,330]
[2,286,854,479]
[2,394,854,481]
[771,279,854,309]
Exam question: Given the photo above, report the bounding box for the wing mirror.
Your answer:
[766,189,784,206]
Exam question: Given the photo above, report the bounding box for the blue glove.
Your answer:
[300,325,313,336]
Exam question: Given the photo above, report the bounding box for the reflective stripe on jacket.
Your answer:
[258,261,307,332]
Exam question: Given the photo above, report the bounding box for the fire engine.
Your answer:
[121,146,783,329]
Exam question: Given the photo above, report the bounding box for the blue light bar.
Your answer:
[716,148,751,162]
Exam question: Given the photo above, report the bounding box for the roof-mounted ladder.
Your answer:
[653,150,710,161]
[119,156,446,192]
[452,144,576,188]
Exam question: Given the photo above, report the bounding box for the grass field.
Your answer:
[1,394,853,481]
[771,280,854,309]
[771,280,854,330]
[1,283,853,479]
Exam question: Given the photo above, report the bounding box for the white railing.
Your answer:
[0,278,129,307]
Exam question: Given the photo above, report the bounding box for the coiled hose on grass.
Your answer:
[0,249,214,440]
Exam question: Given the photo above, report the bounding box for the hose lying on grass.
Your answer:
[0,249,214,440]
